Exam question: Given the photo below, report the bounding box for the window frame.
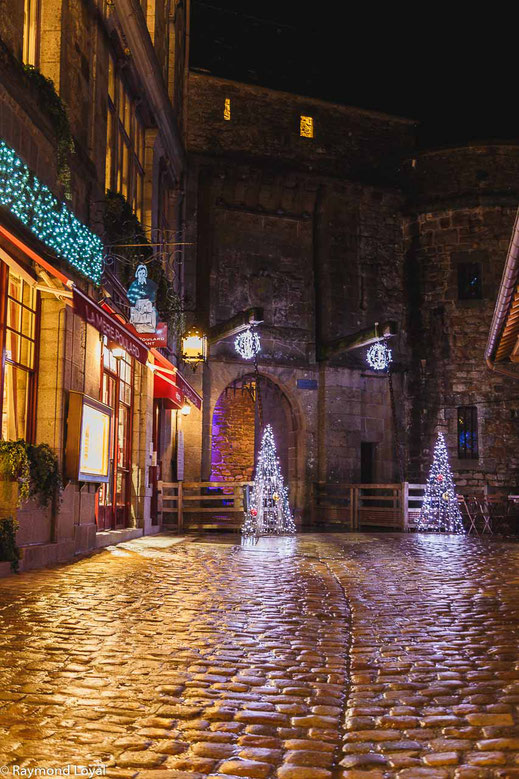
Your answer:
[97,340,134,530]
[0,263,40,443]
[106,56,146,223]
[23,0,41,66]
[457,405,479,460]
[457,262,483,301]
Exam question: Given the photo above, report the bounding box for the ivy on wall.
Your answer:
[0,39,74,194]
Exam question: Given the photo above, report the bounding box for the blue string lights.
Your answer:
[0,141,103,284]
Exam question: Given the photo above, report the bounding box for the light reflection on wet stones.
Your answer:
[0,532,517,777]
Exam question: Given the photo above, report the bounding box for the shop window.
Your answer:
[300,115,314,138]
[106,56,146,223]
[224,98,231,121]
[98,340,133,530]
[458,262,482,300]
[1,270,39,442]
[23,0,40,66]
[458,406,478,459]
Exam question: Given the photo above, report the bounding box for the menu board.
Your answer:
[66,392,112,483]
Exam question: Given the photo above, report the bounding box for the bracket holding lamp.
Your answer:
[318,320,398,361]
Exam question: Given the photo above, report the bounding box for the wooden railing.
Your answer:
[158,481,253,532]
[312,482,427,531]
[157,480,519,535]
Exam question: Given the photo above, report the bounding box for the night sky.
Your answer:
[190,2,515,147]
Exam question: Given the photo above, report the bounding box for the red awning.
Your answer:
[154,370,183,410]
[0,224,73,287]
[151,349,202,410]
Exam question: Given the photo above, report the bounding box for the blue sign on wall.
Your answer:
[297,379,318,390]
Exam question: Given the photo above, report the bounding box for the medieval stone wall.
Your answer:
[211,385,256,482]
[187,74,519,498]
[404,147,519,488]
[188,72,415,185]
[185,74,410,500]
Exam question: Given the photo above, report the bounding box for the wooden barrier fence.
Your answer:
[157,481,519,534]
[158,481,253,532]
[311,482,425,531]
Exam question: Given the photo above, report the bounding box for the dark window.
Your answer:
[361,442,376,483]
[458,406,479,459]
[458,263,482,300]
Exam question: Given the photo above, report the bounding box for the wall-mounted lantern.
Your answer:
[181,326,207,367]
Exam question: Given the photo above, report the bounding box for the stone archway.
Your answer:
[210,373,296,487]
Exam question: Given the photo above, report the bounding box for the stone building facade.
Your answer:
[404,146,519,489]
[184,73,519,513]
[0,0,196,569]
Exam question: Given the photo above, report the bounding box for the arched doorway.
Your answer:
[211,374,296,486]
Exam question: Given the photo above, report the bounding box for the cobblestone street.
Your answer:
[0,533,519,779]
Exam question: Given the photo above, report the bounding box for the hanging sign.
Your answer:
[128,264,159,334]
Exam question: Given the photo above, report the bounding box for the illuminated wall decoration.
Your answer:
[300,115,314,138]
[224,98,231,121]
[366,341,392,371]
[0,140,104,284]
[234,327,261,360]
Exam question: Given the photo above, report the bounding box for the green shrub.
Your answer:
[0,440,31,503]
[0,517,20,572]
[0,440,62,507]
[27,443,62,508]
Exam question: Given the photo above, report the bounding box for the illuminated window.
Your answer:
[458,406,478,459]
[224,98,231,121]
[23,0,40,65]
[1,269,39,441]
[300,115,314,138]
[106,56,146,223]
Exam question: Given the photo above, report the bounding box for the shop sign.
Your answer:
[176,371,202,409]
[73,287,148,365]
[127,321,168,349]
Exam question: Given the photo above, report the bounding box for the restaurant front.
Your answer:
[0,143,200,572]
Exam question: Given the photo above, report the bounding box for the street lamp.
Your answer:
[181,326,207,367]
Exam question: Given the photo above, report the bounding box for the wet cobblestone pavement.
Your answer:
[0,533,518,779]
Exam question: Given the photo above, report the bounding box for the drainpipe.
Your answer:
[115,0,186,183]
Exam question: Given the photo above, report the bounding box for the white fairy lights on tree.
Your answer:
[366,340,392,371]
[418,432,465,534]
[235,327,261,360]
[242,424,296,536]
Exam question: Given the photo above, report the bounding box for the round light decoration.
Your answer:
[366,341,392,371]
[235,327,261,360]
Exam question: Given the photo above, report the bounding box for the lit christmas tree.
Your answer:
[242,424,296,536]
[418,432,465,534]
